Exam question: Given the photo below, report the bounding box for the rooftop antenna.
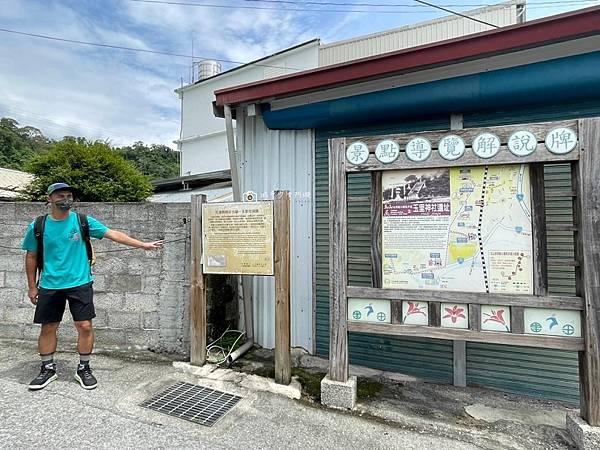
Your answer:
[190,33,195,83]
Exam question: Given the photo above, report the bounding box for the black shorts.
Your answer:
[33,282,95,324]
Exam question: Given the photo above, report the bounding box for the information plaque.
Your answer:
[202,202,274,275]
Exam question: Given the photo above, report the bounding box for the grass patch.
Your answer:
[206,331,245,364]
[227,349,384,404]
[357,378,384,400]
[292,368,326,402]
[250,366,275,379]
[289,369,383,403]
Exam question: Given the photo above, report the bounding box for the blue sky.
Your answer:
[0,0,597,147]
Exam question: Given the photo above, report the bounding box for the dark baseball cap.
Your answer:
[46,182,78,196]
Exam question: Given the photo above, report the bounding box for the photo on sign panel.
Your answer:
[207,255,226,267]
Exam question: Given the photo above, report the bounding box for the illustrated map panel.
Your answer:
[382,164,533,294]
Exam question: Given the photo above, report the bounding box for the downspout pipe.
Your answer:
[224,104,255,364]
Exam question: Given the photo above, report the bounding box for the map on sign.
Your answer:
[382,164,533,293]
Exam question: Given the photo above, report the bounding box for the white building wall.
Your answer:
[236,111,314,352]
[319,1,525,66]
[178,42,320,176]
[178,130,230,176]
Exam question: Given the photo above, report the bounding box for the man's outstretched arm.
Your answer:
[103,230,164,250]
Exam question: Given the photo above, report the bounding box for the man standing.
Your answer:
[21,183,164,390]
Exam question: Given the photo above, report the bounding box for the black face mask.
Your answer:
[55,199,73,211]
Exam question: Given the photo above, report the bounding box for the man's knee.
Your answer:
[40,322,60,335]
[74,320,93,334]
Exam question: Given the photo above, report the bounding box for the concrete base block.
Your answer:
[172,362,302,400]
[320,374,357,410]
[567,411,600,450]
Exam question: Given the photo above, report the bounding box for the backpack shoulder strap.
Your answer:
[33,215,47,272]
[77,212,90,240]
[77,213,94,265]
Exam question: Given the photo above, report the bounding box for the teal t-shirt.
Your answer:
[21,212,109,289]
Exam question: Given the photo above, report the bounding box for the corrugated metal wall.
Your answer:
[319,1,523,66]
[315,106,600,403]
[237,111,314,351]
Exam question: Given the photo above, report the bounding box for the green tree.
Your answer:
[0,118,50,170]
[23,138,153,202]
[116,141,179,180]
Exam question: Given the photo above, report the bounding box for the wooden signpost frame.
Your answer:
[190,190,292,385]
[328,118,600,425]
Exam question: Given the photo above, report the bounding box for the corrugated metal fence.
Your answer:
[237,112,314,351]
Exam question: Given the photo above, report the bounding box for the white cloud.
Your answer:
[0,0,326,149]
[0,0,333,149]
[0,0,587,152]
[0,0,185,147]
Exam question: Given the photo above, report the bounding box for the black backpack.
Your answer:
[33,213,95,275]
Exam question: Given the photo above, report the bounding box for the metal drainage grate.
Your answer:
[141,381,242,427]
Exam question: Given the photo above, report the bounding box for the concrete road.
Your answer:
[0,339,480,450]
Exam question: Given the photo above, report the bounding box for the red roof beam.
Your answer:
[215,6,600,107]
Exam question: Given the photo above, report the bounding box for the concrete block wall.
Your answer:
[0,202,196,354]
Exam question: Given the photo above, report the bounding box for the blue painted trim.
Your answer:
[262,51,600,130]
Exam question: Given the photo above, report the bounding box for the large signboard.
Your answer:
[382,164,533,293]
[202,202,274,275]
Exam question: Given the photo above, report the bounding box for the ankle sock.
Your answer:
[40,352,54,367]
[79,352,91,367]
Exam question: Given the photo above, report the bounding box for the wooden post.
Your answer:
[329,138,349,382]
[572,160,587,417]
[371,171,383,288]
[576,118,600,426]
[469,305,481,332]
[391,301,402,324]
[453,341,467,387]
[530,163,549,296]
[429,302,441,327]
[274,191,291,385]
[190,194,207,366]
[511,307,525,334]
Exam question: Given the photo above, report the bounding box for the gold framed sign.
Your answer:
[201,201,274,275]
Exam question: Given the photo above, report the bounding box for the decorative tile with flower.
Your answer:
[481,306,511,332]
[441,303,469,329]
[402,301,429,325]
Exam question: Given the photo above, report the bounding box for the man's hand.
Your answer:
[28,287,39,305]
[142,240,165,251]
